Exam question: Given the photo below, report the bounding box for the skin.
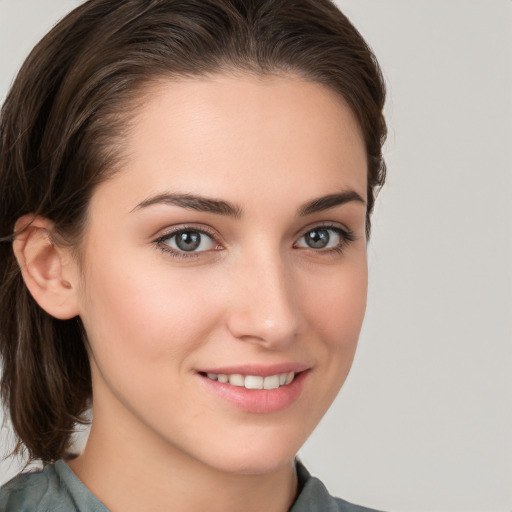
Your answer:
[17,74,368,512]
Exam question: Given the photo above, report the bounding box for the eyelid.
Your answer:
[294,221,353,240]
[154,223,219,241]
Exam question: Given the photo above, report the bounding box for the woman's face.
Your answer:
[75,74,368,474]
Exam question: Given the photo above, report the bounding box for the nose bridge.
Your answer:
[226,245,299,347]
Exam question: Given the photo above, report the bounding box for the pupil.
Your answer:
[305,229,329,249]
[176,231,200,251]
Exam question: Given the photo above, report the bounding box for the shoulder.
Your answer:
[291,462,386,512]
[0,461,106,512]
[0,465,67,512]
[0,464,79,512]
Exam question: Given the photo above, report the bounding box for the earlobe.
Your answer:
[12,215,81,320]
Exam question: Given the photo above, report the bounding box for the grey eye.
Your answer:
[175,231,201,251]
[164,229,216,252]
[296,227,344,250]
[304,228,331,249]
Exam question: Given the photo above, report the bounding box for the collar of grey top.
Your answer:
[0,458,385,512]
[291,461,385,512]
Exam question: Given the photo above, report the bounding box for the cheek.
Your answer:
[78,249,223,369]
[286,254,368,432]
[297,252,367,395]
[300,256,368,345]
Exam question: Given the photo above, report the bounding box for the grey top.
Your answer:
[0,460,384,512]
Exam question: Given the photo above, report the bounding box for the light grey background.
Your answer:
[1,1,511,511]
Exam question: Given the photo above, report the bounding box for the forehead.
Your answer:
[91,74,367,213]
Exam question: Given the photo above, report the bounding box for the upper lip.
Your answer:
[197,363,311,377]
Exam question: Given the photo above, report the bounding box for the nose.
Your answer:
[225,250,300,349]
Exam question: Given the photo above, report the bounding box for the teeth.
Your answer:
[205,372,296,389]
[245,375,264,389]
[228,374,244,387]
[263,375,280,390]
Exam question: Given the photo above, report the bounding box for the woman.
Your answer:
[0,0,386,510]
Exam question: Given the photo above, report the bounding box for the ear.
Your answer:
[12,215,81,320]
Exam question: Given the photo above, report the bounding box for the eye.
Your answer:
[295,226,354,251]
[156,227,218,255]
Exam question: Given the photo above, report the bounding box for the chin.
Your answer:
[197,434,301,476]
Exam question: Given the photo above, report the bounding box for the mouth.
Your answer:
[197,367,309,413]
[200,371,296,390]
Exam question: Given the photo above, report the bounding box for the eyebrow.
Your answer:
[132,192,242,218]
[132,189,365,217]
[298,190,366,216]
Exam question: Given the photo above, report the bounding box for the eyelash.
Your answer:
[153,224,355,259]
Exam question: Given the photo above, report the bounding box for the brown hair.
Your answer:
[0,0,386,464]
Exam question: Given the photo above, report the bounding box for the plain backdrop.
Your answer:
[0,1,511,511]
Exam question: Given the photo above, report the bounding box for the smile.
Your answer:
[199,368,308,413]
[204,372,295,390]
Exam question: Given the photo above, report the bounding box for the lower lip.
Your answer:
[198,371,308,414]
